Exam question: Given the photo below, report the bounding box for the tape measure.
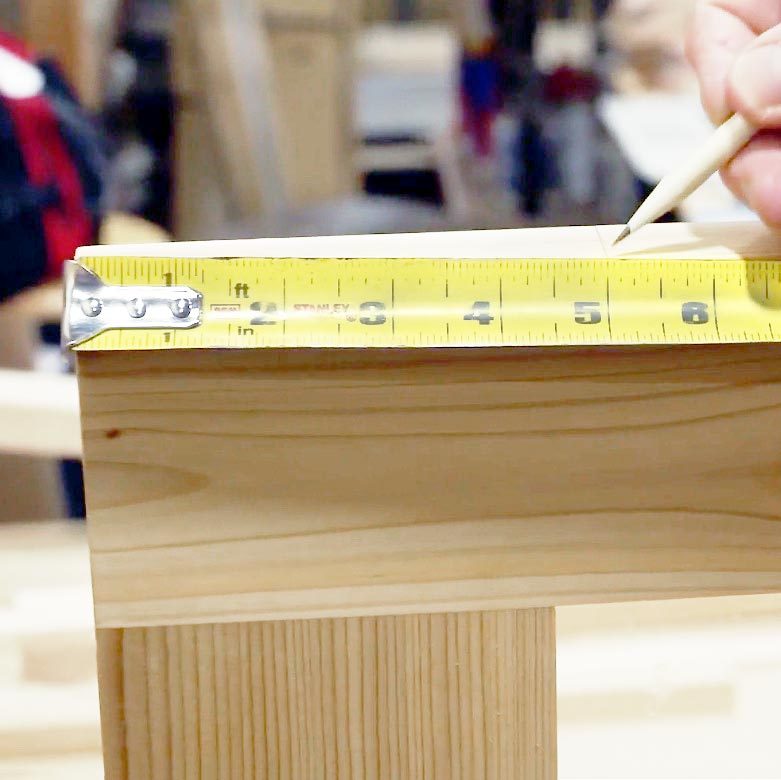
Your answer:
[64,255,781,351]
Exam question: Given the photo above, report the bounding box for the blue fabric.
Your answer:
[0,97,47,301]
[461,56,500,114]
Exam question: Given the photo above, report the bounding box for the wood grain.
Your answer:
[96,609,556,780]
[79,342,781,628]
[75,222,781,779]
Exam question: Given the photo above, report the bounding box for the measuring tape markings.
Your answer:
[69,256,781,351]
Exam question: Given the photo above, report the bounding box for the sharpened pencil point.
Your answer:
[613,226,630,247]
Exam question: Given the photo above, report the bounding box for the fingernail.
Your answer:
[732,45,781,120]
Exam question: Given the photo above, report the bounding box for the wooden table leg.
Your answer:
[96,608,556,779]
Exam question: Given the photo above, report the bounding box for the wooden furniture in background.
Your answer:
[0,521,100,774]
[75,222,781,778]
[19,0,86,95]
[0,285,67,520]
[173,0,357,239]
[19,0,123,108]
[267,14,356,203]
[0,370,80,459]
[174,0,289,233]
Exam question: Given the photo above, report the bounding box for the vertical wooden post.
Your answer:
[95,610,556,779]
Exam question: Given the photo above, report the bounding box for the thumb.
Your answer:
[728,26,781,127]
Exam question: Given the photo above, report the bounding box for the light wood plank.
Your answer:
[79,342,781,628]
[75,222,781,780]
[0,755,103,779]
[0,370,81,458]
[0,520,89,593]
[77,223,781,627]
[75,220,781,261]
[96,609,556,780]
[0,691,101,758]
[557,592,781,635]
[2,281,63,328]
[0,287,67,519]
[0,522,100,765]
[269,27,355,203]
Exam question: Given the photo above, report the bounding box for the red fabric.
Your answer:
[460,88,495,157]
[0,31,92,277]
[544,65,600,103]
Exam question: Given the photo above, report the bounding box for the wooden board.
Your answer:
[0,286,66,520]
[0,370,80,458]
[0,521,100,767]
[76,220,781,262]
[269,28,355,203]
[75,222,781,779]
[80,342,781,629]
[171,16,236,239]
[78,222,781,629]
[97,610,555,780]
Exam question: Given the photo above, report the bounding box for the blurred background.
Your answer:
[0,1,779,778]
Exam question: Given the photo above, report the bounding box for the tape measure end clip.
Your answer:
[62,260,203,351]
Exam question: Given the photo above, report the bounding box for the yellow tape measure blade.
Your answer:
[66,256,781,350]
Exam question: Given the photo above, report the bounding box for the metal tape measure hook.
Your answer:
[63,260,203,349]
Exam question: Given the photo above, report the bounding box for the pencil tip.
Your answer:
[612,226,630,247]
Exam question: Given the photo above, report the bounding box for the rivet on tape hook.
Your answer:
[62,261,203,349]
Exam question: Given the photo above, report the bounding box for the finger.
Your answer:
[719,163,747,204]
[687,0,781,123]
[727,24,781,126]
[721,130,781,225]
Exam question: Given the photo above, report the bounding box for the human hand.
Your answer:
[687,1,781,225]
